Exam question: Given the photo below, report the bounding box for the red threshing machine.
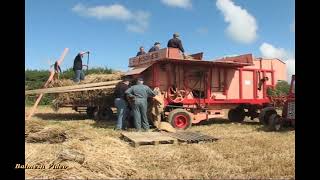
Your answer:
[124,48,287,130]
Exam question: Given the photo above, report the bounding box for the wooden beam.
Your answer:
[43,85,116,94]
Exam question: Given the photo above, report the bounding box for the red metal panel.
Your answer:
[152,64,155,87]
[239,68,243,99]
[214,54,254,64]
[125,64,152,75]
[207,67,212,99]
[253,70,257,99]
[242,68,273,72]
[181,98,270,105]
[167,48,181,59]
[223,68,228,97]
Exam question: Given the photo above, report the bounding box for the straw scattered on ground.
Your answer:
[25,106,295,179]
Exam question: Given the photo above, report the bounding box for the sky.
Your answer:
[25,0,295,78]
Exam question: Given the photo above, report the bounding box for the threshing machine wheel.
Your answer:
[268,113,282,131]
[259,107,277,126]
[97,107,113,121]
[86,107,97,118]
[228,108,245,122]
[168,108,192,130]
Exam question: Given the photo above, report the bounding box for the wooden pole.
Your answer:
[26,48,69,120]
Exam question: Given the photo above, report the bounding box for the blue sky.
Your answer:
[25,0,295,76]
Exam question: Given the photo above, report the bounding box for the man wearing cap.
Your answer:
[114,78,130,130]
[125,77,158,132]
[148,42,161,52]
[167,32,185,56]
[73,51,89,83]
[136,46,146,57]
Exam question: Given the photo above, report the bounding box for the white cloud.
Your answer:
[127,11,150,33]
[72,3,150,33]
[161,0,192,9]
[216,0,258,44]
[259,43,288,60]
[259,42,295,79]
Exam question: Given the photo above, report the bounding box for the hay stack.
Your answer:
[50,73,123,87]
[50,73,122,110]
[26,126,67,143]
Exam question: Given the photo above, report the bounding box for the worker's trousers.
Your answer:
[74,70,85,83]
[114,98,129,130]
[131,98,149,130]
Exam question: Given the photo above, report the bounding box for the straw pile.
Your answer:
[50,73,123,111]
[25,119,47,135]
[26,126,67,143]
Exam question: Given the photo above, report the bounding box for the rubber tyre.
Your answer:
[86,107,96,118]
[96,107,113,121]
[268,113,282,131]
[259,107,277,126]
[168,109,192,130]
[228,108,245,122]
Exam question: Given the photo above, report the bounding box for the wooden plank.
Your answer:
[120,132,177,147]
[26,48,69,121]
[33,85,116,94]
[161,131,218,143]
[25,80,121,95]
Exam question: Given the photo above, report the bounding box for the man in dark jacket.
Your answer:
[125,78,157,131]
[136,46,146,57]
[167,32,185,56]
[73,51,89,83]
[148,42,161,52]
[114,78,130,130]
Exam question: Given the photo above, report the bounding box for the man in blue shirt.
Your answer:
[148,42,161,52]
[125,78,157,131]
[73,51,89,83]
[136,46,146,57]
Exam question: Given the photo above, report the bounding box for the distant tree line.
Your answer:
[25,67,114,106]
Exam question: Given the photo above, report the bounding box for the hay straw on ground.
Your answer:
[26,126,67,143]
[25,121,137,179]
[56,148,85,164]
[25,106,294,179]
[25,119,47,135]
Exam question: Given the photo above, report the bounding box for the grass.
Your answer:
[25,106,295,179]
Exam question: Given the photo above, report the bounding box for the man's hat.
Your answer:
[154,42,160,45]
[173,32,179,37]
[79,51,86,55]
[137,77,144,81]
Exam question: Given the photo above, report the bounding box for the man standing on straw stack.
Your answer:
[73,51,89,83]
